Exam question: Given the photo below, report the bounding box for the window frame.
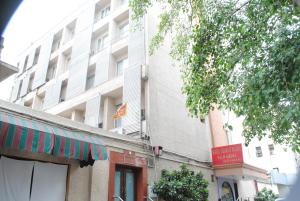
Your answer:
[116,57,128,76]
[255,146,263,157]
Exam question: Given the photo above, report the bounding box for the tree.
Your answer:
[152,165,209,201]
[130,0,300,152]
[254,188,277,201]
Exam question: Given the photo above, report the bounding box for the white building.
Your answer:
[226,113,299,197]
[8,0,218,200]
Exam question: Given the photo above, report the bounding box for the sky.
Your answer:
[0,0,90,101]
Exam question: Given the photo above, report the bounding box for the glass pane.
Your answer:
[125,171,135,201]
[97,38,102,51]
[114,170,121,200]
[117,61,124,76]
[114,118,122,128]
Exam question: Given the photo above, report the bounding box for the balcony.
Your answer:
[111,34,128,54]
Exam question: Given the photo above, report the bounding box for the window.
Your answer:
[51,40,60,53]
[28,72,35,92]
[116,57,128,76]
[65,56,71,71]
[61,52,71,73]
[17,80,23,99]
[33,47,40,65]
[114,104,122,128]
[86,65,96,90]
[256,146,263,157]
[59,80,68,102]
[268,144,275,155]
[64,20,76,43]
[101,6,110,19]
[95,5,110,22]
[97,34,108,52]
[114,166,136,201]
[46,61,57,81]
[23,56,29,72]
[51,30,62,53]
[118,22,129,38]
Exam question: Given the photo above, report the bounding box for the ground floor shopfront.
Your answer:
[212,144,268,201]
[0,100,218,201]
[0,146,218,201]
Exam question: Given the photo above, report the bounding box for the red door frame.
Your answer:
[108,150,147,201]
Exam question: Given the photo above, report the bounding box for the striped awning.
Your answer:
[0,111,108,161]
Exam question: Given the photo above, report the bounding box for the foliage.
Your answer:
[130,0,300,152]
[152,165,209,201]
[254,188,277,201]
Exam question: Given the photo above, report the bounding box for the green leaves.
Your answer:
[130,0,300,152]
[254,188,277,201]
[152,165,209,201]
[183,0,300,153]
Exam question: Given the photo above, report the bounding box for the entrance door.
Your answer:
[114,166,136,201]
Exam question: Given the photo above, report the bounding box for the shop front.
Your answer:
[212,144,268,201]
[0,110,108,201]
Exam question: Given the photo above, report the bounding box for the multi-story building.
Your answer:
[8,0,218,200]
[10,0,213,167]
[9,0,287,200]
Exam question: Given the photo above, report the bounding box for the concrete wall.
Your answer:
[67,163,90,201]
[145,6,212,162]
[226,112,298,174]
[90,160,110,201]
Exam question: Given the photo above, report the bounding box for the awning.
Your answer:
[214,163,268,181]
[0,111,108,161]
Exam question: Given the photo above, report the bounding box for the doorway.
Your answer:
[114,166,137,201]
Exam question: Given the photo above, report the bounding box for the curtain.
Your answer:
[0,156,34,201]
[30,161,67,201]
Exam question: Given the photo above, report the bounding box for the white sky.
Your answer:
[0,0,90,101]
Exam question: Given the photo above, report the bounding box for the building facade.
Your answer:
[9,0,217,200]
[225,112,299,197]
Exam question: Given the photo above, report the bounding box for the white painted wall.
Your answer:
[145,4,212,162]
[225,112,298,175]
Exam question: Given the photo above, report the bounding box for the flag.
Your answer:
[113,103,127,119]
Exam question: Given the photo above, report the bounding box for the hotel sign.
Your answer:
[212,144,244,166]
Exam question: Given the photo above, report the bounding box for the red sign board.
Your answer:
[212,144,244,166]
